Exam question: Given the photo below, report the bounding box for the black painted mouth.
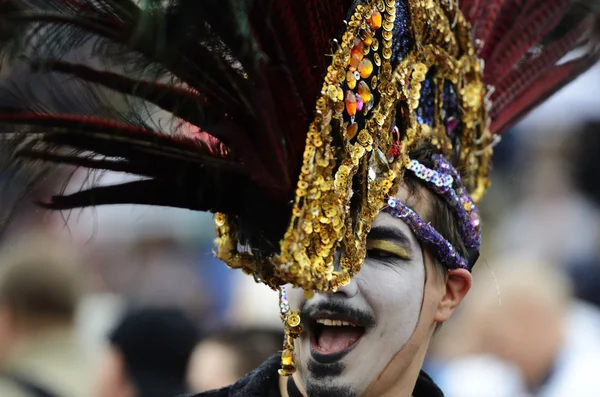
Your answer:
[309,326,365,364]
[302,301,376,364]
[308,317,367,363]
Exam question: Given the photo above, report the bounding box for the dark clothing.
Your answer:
[190,355,444,397]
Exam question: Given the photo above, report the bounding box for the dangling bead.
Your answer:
[361,28,374,46]
[346,70,357,89]
[358,81,372,103]
[358,58,373,79]
[446,116,458,135]
[345,91,357,116]
[368,10,382,30]
[356,94,364,111]
[367,96,375,112]
[346,122,359,141]
[349,54,361,72]
[351,39,365,61]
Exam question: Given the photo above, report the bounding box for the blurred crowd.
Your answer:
[0,230,286,397]
[1,62,600,397]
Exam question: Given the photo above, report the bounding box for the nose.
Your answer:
[325,249,359,298]
[324,277,359,298]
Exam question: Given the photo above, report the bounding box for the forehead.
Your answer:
[371,182,433,237]
[392,182,433,219]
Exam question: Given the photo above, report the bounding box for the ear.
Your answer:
[434,268,472,323]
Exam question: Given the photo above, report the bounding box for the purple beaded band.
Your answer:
[385,197,470,270]
[383,155,481,271]
[406,154,481,251]
[279,286,290,318]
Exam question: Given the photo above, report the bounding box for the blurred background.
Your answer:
[1,64,600,397]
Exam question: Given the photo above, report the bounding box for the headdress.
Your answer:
[0,0,598,375]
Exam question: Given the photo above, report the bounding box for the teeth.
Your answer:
[315,319,356,327]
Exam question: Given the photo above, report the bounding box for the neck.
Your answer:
[366,350,426,397]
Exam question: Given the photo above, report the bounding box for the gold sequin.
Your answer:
[347,70,357,89]
[358,81,372,103]
[368,10,382,30]
[374,53,382,66]
[372,38,379,51]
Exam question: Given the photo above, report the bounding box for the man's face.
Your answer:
[287,184,445,397]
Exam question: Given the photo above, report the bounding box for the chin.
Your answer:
[296,329,372,397]
[294,302,379,396]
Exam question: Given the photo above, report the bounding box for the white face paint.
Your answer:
[287,187,428,397]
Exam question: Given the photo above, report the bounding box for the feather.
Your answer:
[0,0,598,228]
[0,0,342,223]
[461,0,600,134]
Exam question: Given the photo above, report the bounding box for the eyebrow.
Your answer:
[367,225,413,253]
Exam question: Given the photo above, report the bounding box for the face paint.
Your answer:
[286,186,428,397]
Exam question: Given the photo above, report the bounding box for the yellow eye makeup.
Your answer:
[366,240,411,260]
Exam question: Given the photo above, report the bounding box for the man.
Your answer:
[0,233,92,397]
[193,145,471,397]
[0,0,596,396]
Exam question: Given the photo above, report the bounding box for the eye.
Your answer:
[365,240,411,263]
[366,248,396,260]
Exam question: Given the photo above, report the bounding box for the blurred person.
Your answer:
[188,328,283,392]
[0,232,91,397]
[573,121,600,209]
[95,308,199,397]
[491,134,600,268]
[0,1,598,397]
[436,255,600,397]
[567,121,600,308]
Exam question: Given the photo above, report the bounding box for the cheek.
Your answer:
[361,261,426,323]
[419,283,444,325]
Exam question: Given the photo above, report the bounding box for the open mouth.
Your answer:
[309,317,366,363]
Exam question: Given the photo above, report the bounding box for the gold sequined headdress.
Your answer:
[215,0,600,293]
[0,0,599,374]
